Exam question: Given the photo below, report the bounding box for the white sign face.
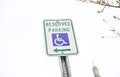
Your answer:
[43,19,78,56]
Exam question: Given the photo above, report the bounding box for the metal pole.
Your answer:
[59,56,72,77]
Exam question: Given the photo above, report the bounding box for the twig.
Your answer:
[113,16,120,20]
[78,0,120,8]
[97,5,106,13]
[102,19,120,38]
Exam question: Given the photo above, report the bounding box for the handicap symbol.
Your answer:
[52,33,70,46]
[54,34,67,46]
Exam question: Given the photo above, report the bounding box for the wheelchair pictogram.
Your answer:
[52,33,70,46]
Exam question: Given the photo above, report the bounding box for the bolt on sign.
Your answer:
[43,19,78,56]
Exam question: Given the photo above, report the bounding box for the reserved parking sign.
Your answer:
[43,19,78,56]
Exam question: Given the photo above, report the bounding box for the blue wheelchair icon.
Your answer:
[52,33,70,46]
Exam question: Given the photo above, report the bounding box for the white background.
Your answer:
[0,0,120,77]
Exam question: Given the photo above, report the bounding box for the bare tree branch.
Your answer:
[77,0,120,8]
[97,5,106,13]
[77,0,120,38]
[102,19,120,38]
[113,16,120,20]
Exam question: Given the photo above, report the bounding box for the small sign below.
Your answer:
[43,19,78,56]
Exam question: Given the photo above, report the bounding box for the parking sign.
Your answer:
[43,19,78,56]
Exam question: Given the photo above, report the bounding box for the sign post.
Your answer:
[59,56,71,77]
[43,19,78,77]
